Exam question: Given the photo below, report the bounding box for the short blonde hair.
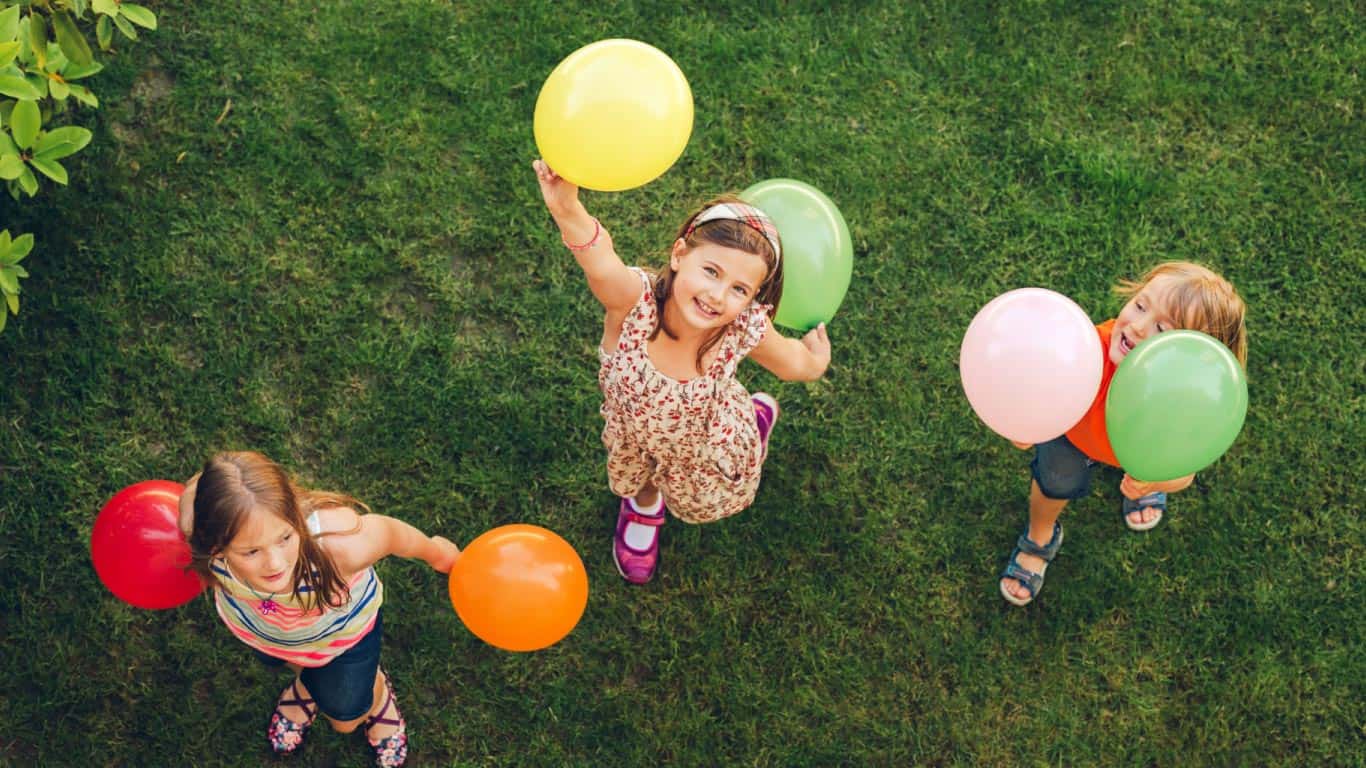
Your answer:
[1116,262,1247,366]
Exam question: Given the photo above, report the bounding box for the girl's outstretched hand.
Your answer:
[801,322,832,377]
[429,535,461,574]
[533,159,579,215]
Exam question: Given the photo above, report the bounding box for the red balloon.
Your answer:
[91,480,204,609]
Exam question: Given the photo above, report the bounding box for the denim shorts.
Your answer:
[255,609,383,721]
[1030,436,1100,500]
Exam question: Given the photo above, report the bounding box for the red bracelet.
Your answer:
[562,218,601,251]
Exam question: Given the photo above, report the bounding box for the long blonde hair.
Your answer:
[187,451,368,610]
[1117,261,1247,366]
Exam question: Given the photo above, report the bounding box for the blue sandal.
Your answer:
[999,522,1064,607]
[1122,492,1167,531]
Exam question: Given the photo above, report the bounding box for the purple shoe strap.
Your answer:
[275,679,317,722]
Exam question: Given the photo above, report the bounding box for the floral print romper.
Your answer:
[598,267,771,524]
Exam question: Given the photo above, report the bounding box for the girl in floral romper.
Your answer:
[534,159,833,583]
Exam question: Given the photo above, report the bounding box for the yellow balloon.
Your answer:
[534,39,693,192]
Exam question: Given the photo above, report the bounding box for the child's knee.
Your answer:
[1034,469,1089,500]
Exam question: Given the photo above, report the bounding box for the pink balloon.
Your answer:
[960,288,1103,444]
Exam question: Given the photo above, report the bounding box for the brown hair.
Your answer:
[652,194,785,373]
[1116,261,1248,366]
[187,451,367,610]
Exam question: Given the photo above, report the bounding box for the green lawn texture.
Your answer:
[1,1,1362,765]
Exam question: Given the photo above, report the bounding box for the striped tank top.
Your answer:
[211,513,383,667]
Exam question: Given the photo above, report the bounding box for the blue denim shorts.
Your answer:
[255,609,383,721]
[1030,436,1099,500]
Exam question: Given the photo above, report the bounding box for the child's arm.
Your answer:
[533,159,640,312]
[177,472,202,538]
[747,319,831,382]
[1121,473,1195,498]
[323,510,461,575]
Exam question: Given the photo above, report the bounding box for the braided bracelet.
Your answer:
[562,218,602,251]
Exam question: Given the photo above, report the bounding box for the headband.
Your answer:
[684,203,782,266]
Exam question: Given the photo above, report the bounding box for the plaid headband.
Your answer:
[684,203,782,265]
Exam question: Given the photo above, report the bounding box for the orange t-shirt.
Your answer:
[1064,319,1120,466]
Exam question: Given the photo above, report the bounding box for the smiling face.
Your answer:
[221,506,301,594]
[1110,274,1181,364]
[666,240,769,332]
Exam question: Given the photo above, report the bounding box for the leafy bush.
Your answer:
[0,0,157,332]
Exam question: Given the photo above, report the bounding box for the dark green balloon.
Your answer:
[1106,330,1248,481]
[740,178,852,331]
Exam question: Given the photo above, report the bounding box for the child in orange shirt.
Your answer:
[999,262,1248,606]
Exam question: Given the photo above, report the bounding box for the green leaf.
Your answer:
[0,73,40,100]
[120,4,157,30]
[71,0,90,16]
[10,98,38,148]
[28,155,66,184]
[0,153,22,180]
[0,6,19,42]
[0,129,15,154]
[11,264,26,277]
[93,0,120,15]
[68,83,97,107]
[95,15,111,50]
[36,125,91,156]
[0,267,18,294]
[0,229,9,251]
[16,163,36,195]
[0,41,19,68]
[10,232,32,260]
[27,12,46,69]
[112,12,137,41]
[49,77,69,100]
[62,61,103,80]
[0,302,8,332]
[6,290,17,315]
[51,10,93,67]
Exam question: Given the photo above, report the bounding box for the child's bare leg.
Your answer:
[1000,479,1068,602]
[632,480,660,509]
[326,670,390,736]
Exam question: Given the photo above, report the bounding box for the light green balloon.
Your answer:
[1106,330,1248,481]
[740,178,853,331]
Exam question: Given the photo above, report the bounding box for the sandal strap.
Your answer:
[1014,523,1063,562]
[1000,554,1044,598]
[365,670,405,731]
[620,501,666,526]
[1122,491,1168,513]
[276,679,317,721]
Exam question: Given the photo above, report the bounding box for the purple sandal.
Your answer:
[752,392,780,459]
[365,669,408,767]
[613,498,666,584]
[267,677,317,754]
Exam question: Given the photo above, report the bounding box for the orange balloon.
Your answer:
[448,524,588,652]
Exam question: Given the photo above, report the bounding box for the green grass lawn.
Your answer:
[2,1,1362,765]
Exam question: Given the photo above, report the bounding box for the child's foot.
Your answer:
[613,496,665,584]
[1122,492,1167,531]
[364,669,407,767]
[752,392,780,459]
[998,523,1064,606]
[267,677,317,754]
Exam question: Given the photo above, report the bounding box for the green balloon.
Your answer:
[1105,330,1248,481]
[740,178,853,331]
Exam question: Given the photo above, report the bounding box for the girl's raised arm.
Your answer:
[533,159,640,312]
[748,318,831,382]
[323,511,460,575]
